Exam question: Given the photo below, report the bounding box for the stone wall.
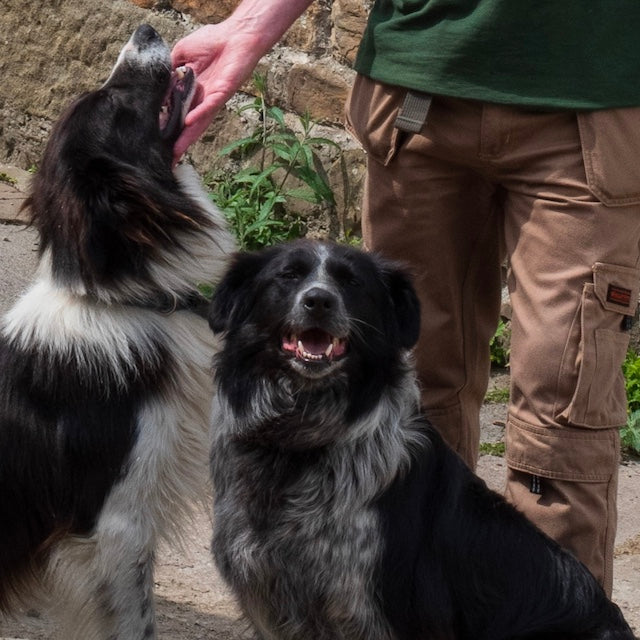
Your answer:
[0,0,370,238]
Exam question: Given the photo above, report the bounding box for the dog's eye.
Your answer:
[332,266,361,288]
[279,270,300,281]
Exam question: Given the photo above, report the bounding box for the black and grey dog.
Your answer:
[208,239,634,640]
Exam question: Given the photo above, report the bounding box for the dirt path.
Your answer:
[2,453,639,639]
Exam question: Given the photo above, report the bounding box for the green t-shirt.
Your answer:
[354,0,640,110]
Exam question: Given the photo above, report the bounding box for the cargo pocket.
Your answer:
[578,107,640,206]
[556,262,639,428]
[345,74,406,167]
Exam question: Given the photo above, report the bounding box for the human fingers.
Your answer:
[171,25,219,72]
[173,115,211,166]
[172,92,223,165]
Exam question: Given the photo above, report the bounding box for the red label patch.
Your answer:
[607,284,632,307]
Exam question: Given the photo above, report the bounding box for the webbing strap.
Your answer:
[394,90,433,133]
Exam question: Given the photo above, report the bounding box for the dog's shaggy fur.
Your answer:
[0,25,234,638]
[208,240,634,640]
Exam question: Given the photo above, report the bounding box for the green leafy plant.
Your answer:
[479,442,506,457]
[341,228,363,248]
[489,318,510,368]
[484,386,510,404]
[622,350,640,456]
[0,172,17,186]
[623,410,640,455]
[206,73,340,250]
[208,167,300,250]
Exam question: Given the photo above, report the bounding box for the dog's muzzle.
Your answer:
[282,287,349,368]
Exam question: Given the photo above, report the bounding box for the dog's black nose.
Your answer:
[302,287,336,315]
[133,24,162,47]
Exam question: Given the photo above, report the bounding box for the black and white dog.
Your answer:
[208,240,634,640]
[0,25,234,638]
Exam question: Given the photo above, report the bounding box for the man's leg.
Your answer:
[498,105,640,594]
[346,76,503,468]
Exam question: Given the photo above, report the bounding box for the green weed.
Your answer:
[479,442,506,457]
[0,172,17,186]
[205,73,340,250]
[489,318,510,368]
[622,350,640,456]
[484,386,510,404]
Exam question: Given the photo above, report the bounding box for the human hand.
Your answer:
[171,0,314,165]
[171,24,263,164]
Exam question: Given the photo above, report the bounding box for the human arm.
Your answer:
[171,0,315,163]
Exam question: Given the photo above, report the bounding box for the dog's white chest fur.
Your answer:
[3,284,217,636]
[5,285,215,524]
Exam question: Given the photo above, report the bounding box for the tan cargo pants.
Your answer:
[346,74,640,595]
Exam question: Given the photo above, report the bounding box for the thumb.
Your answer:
[173,110,214,166]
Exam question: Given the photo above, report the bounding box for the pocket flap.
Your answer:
[593,262,640,315]
[578,108,640,206]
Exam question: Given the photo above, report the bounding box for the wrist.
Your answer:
[226,0,314,53]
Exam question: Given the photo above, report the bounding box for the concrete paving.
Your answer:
[1,164,638,638]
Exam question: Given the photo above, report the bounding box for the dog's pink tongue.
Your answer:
[300,329,330,355]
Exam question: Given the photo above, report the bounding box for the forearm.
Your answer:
[225,0,315,57]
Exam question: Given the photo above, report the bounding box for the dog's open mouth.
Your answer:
[282,329,348,363]
[159,65,195,140]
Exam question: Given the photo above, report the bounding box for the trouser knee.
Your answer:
[505,420,620,595]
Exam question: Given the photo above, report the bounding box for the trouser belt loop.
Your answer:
[394,90,433,132]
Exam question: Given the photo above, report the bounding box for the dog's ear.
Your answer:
[209,250,270,334]
[383,265,421,350]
